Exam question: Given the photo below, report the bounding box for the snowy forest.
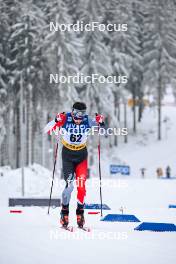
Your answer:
[0,0,176,169]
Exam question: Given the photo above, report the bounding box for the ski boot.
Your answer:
[76,203,85,228]
[60,204,69,228]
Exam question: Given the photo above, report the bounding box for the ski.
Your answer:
[78,226,91,232]
[60,226,75,232]
[60,226,91,232]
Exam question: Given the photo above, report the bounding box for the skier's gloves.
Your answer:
[95,114,105,125]
[55,112,66,126]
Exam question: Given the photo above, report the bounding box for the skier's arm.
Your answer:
[44,112,66,135]
[54,112,66,127]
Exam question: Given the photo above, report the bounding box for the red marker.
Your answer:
[10,210,22,214]
[88,212,100,215]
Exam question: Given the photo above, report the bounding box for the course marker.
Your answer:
[134,222,176,232]
[10,210,22,214]
[88,212,100,215]
[101,214,140,222]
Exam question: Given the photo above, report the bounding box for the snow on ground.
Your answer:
[0,164,176,264]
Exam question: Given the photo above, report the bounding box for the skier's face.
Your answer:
[71,112,82,125]
[73,117,82,125]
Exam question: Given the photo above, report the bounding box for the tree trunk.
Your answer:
[26,91,29,165]
[157,2,162,141]
[138,93,144,122]
[26,84,33,165]
[158,77,162,140]
[132,87,137,133]
[20,74,25,196]
[16,103,20,168]
[41,108,47,167]
[124,101,128,143]
[113,92,118,147]
[28,84,33,165]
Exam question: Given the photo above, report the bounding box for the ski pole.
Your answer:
[96,114,103,217]
[98,129,103,217]
[48,142,59,215]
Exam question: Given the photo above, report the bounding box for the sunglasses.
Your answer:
[72,109,86,120]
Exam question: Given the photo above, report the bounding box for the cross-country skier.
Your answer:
[51,102,104,228]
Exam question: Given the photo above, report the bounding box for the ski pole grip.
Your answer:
[95,113,105,126]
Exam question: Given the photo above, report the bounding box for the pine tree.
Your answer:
[143,0,176,139]
[106,0,142,133]
[0,0,13,165]
[76,0,113,115]
[8,0,46,166]
[45,0,83,111]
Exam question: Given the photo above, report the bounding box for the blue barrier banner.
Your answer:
[134,222,176,232]
[101,214,140,222]
[110,165,130,175]
[84,204,111,210]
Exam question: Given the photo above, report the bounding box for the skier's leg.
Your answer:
[75,159,88,227]
[60,152,75,227]
[75,159,87,204]
[62,159,75,206]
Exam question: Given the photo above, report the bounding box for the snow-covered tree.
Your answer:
[142,0,176,139]
[75,0,114,115]
[104,0,142,133]
[44,0,83,111]
[0,0,13,165]
[8,0,47,166]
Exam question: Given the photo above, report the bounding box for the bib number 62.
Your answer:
[70,134,82,143]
